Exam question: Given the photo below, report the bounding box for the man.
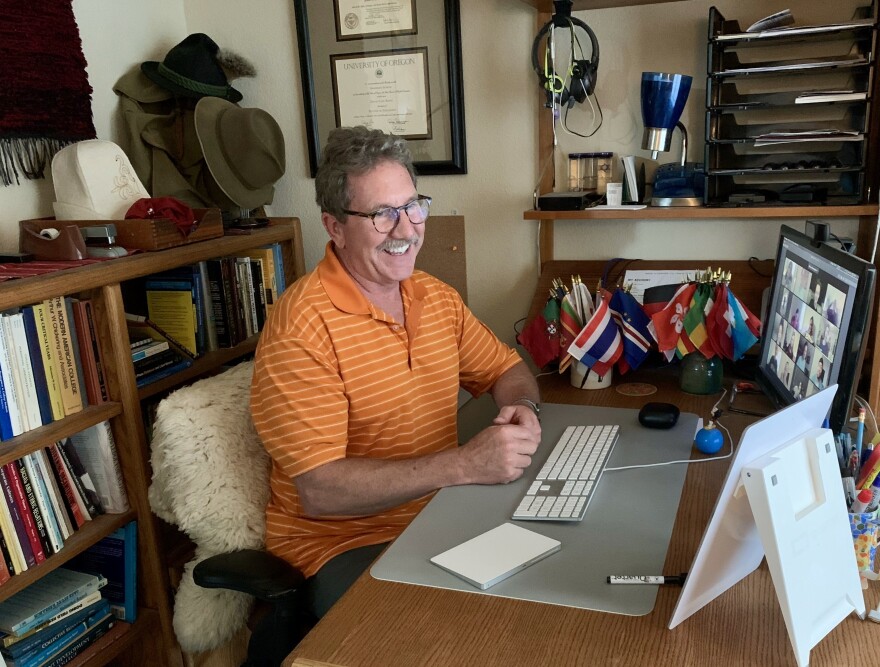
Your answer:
[251,126,541,619]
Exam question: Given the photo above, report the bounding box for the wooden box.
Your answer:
[21,208,224,253]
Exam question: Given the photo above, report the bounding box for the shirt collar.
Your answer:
[316,241,427,315]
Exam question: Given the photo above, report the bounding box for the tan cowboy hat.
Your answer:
[194,97,285,209]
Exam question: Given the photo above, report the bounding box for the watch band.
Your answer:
[513,397,541,417]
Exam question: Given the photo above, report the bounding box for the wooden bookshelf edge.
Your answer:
[0,511,136,602]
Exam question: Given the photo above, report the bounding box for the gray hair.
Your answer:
[315,126,417,221]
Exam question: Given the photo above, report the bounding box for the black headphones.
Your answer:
[531,6,599,107]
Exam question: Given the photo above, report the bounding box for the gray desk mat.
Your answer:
[371,400,700,615]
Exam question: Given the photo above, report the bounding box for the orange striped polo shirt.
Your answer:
[251,242,522,577]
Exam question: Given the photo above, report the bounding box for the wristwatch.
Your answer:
[513,397,541,418]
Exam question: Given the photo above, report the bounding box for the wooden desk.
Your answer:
[286,368,880,666]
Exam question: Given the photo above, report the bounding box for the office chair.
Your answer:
[149,361,311,666]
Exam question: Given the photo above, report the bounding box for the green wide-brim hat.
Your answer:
[194,97,285,209]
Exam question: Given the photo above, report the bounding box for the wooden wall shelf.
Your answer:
[524,205,880,265]
[518,0,680,11]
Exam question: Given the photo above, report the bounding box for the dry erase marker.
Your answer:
[607,574,686,585]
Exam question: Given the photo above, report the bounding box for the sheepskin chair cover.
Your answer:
[148,361,271,653]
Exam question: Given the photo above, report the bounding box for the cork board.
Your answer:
[415,215,467,304]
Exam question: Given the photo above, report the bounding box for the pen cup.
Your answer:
[571,361,612,390]
[849,512,880,574]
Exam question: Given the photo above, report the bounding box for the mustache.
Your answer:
[379,236,421,252]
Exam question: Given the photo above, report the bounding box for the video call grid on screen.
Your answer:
[761,237,859,405]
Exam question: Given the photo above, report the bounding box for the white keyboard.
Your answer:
[512,424,620,522]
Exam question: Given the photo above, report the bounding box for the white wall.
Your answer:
[0,0,866,345]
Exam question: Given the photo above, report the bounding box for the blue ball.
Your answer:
[695,426,724,455]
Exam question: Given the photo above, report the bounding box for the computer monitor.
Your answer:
[756,224,876,434]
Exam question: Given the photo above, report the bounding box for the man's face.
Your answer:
[323,160,423,290]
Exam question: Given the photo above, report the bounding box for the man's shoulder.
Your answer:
[411,270,462,300]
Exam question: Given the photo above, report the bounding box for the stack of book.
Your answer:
[0,568,113,666]
[137,244,287,357]
[0,429,118,582]
[129,330,191,389]
[0,297,107,442]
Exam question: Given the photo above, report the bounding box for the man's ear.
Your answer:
[322,212,345,249]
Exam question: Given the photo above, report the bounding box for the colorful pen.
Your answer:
[607,574,686,585]
[856,408,866,467]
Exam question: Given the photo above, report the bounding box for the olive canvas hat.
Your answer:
[141,33,242,103]
[194,97,285,209]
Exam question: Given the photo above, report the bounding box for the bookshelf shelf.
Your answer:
[0,510,135,602]
[0,219,305,664]
[69,609,159,667]
[137,336,259,401]
[0,403,122,467]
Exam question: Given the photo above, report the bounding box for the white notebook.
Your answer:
[429,522,561,590]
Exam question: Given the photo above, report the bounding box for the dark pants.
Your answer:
[307,542,389,619]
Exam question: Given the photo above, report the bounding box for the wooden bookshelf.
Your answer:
[0,219,305,665]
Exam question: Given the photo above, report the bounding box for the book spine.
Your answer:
[224,257,245,345]
[0,487,25,576]
[5,462,45,565]
[20,307,53,427]
[1,598,107,658]
[8,315,43,430]
[24,454,64,554]
[48,297,83,415]
[0,535,11,586]
[46,445,87,529]
[100,423,128,514]
[133,350,180,379]
[206,259,231,348]
[134,357,192,388]
[40,613,114,667]
[190,264,206,355]
[32,303,65,422]
[0,324,14,440]
[271,242,287,293]
[236,257,257,337]
[70,301,100,407]
[35,451,72,541]
[249,258,267,332]
[130,341,169,363]
[9,574,107,636]
[197,261,218,352]
[82,301,109,403]
[69,423,129,514]
[0,317,25,436]
[13,459,50,560]
[63,299,88,409]
[56,441,102,518]
[0,465,34,569]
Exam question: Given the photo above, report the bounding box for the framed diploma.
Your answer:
[294,0,467,176]
[333,0,417,41]
[331,49,431,139]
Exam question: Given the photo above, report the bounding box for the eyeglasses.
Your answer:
[343,195,432,234]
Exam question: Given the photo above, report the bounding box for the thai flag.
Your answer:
[567,296,623,377]
[608,288,655,374]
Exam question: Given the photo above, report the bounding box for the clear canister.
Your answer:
[568,152,613,193]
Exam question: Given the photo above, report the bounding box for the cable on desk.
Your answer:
[606,389,734,472]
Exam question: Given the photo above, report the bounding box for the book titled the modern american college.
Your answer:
[0,568,106,636]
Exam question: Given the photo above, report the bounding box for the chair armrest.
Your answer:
[194,549,306,602]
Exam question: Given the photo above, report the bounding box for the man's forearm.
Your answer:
[490,362,540,409]
[295,447,468,517]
